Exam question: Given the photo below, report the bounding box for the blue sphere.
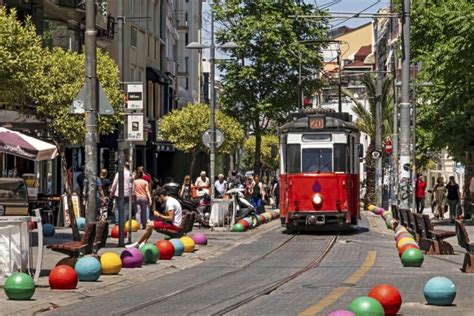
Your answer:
[169,239,184,256]
[423,276,456,306]
[75,256,101,281]
[42,224,55,237]
[76,217,86,231]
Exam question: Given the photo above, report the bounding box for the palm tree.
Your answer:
[343,73,393,204]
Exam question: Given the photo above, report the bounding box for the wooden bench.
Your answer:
[399,209,416,237]
[92,221,109,254]
[47,222,97,257]
[155,212,195,238]
[421,214,455,255]
[455,220,474,273]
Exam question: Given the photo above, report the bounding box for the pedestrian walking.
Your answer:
[446,176,461,222]
[415,173,426,214]
[244,175,254,202]
[252,175,265,214]
[179,175,192,200]
[227,170,241,189]
[214,174,227,198]
[272,177,280,209]
[133,170,152,228]
[433,177,447,219]
[110,162,131,223]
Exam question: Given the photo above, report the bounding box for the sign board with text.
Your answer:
[127,114,144,141]
[126,84,144,110]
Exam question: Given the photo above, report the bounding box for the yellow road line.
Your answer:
[299,251,377,316]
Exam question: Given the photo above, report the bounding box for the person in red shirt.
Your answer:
[415,173,426,214]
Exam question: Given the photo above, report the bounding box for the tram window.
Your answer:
[302,134,332,142]
[302,148,332,172]
[286,144,301,173]
[334,144,349,172]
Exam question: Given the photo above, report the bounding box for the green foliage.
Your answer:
[158,103,244,155]
[214,0,328,173]
[0,8,43,108]
[411,0,474,161]
[33,48,123,145]
[242,135,279,174]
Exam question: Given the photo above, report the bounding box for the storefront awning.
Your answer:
[146,67,172,85]
[0,127,58,161]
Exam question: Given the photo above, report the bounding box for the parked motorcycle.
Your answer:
[226,188,259,226]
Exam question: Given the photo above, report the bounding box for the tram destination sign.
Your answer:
[308,115,326,130]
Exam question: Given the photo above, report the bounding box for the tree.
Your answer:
[214,0,328,175]
[410,0,474,215]
[159,103,245,176]
[0,8,43,108]
[343,73,393,204]
[242,135,279,178]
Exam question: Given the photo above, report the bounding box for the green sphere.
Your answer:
[140,243,159,264]
[401,248,424,267]
[4,272,35,300]
[255,215,263,225]
[232,223,246,232]
[348,296,385,316]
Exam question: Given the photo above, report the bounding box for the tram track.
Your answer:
[113,233,338,316]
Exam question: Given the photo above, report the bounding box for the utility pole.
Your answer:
[411,78,417,212]
[337,49,342,113]
[391,43,399,207]
[374,18,384,207]
[117,0,126,247]
[209,8,216,199]
[84,0,98,223]
[399,0,411,209]
[298,49,303,109]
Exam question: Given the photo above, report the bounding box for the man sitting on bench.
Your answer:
[127,187,182,249]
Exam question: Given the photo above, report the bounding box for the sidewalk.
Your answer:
[0,217,280,315]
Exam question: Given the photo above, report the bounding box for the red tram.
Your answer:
[279,111,362,232]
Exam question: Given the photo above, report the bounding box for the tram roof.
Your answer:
[279,112,358,133]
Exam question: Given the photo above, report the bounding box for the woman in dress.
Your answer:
[179,175,192,200]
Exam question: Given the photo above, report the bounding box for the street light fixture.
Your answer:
[186,10,238,207]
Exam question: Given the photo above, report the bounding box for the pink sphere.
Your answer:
[191,233,208,245]
[373,207,385,215]
[120,248,144,268]
[328,310,356,316]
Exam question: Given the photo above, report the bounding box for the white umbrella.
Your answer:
[0,127,58,161]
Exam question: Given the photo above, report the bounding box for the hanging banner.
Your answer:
[127,114,144,141]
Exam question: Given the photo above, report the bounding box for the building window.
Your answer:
[185,77,189,90]
[131,66,136,81]
[185,32,189,46]
[148,35,152,58]
[138,68,143,81]
[131,26,137,48]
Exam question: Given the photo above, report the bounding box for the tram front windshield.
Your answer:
[302,148,332,172]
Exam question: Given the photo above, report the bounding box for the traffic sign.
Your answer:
[127,114,144,141]
[202,129,224,149]
[70,82,114,115]
[384,140,393,155]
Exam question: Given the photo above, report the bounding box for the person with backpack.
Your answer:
[446,176,461,223]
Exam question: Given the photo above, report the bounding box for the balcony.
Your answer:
[176,10,188,31]
[177,57,189,76]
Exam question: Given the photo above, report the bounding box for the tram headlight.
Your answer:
[312,193,323,206]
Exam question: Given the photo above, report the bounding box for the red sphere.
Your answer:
[156,240,174,260]
[259,215,267,224]
[111,224,127,238]
[238,220,250,230]
[49,265,78,290]
[398,243,419,257]
[368,284,402,316]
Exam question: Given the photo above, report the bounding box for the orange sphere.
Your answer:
[398,243,419,257]
[111,225,127,238]
[238,220,250,230]
[368,284,402,316]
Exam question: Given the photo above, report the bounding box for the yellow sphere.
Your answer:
[397,237,418,249]
[100,252,122,275]
[367,205,376,211]
[179,236,195,253]
[125,219,140,232]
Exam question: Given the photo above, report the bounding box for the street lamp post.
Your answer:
[187,8,238,206]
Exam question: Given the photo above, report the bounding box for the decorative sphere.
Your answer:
[255,215,263,226]
[125,219,140,232]
[263,212,272,222]
[169,238,185,256]
[156,240,174,260]
[373,207,385,215]
[397,237,417,249]
[120,248,144,268]
[423,276,456,306]
[191,233,208,245]
[111,224,127,238]
[396,232,414,242]
[179,236,195,253]
[243,217,254,228]
[398,243,419,257]
[49,265,78,290]
[327,310,356,316]
[75,256,101,281]
[76,217,86,231]
[368,284,402,316]
[401,248,424,267]
[368,205,376,211]
[232,223,246,232]
[347,296,385,316]
[238,219,250,230]
[259,214,267,224]
[100,252,122,274]
[382,210,392,218]
[395,227,408,235]
[43,223,55,237]
[274,209,280,217]
[140,243,159,264]
[4,272,35,300]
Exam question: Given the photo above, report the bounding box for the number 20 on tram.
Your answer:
[279,112,363,232]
